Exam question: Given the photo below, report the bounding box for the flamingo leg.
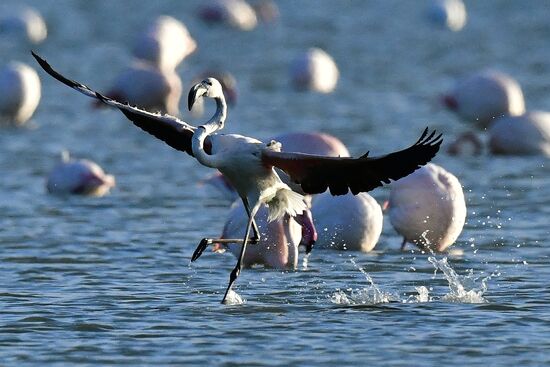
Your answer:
[191,238,254,262]
[242,197,260,242]
[190,197,261,263]
[221,204,259,304]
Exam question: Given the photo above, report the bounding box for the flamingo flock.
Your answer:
[2,1,547,304]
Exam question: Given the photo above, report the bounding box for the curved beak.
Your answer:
[295,209,317,255]
[188,83,207,111]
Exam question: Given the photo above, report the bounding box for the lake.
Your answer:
[1,0,549,365]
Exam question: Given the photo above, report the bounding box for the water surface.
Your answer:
[1,1,549,365]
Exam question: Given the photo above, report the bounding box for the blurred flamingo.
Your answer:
[198,0,258,31]
[46,151,115,197]
[0,61,41,126]
[0,6,47,44]
[442,69,525,128]
[290,48,339,93]
[95,61,182,115]
[426,0,467,32]
[488,111,550,156]
[312,191,383,252]
[131,15,196,72]
[387,163,466,252]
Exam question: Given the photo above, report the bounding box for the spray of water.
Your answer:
[416,230,489,303]
[330,232,494,306]
[403,286,432,303]
[224,289,246,305]
[428,256,489,303]
[330,258,397,305]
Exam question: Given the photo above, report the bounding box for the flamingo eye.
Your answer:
[204,80,212,86]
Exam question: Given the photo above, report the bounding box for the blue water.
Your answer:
[1,0,550,365]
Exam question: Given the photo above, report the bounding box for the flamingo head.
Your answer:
[195,71,238,106]
[188,77,224,110]
[189,77,226,134]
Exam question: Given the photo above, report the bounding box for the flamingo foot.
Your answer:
[191,236,260,262]
[191,238,210,262]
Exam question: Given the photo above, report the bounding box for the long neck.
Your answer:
[192,96,227,168]
[207,96,227,126]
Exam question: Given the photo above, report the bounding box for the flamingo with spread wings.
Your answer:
[32,52,442,303]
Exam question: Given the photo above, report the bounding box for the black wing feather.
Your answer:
[262,128,443,195]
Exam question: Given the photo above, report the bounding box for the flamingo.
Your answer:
[198,0,258,31]
[46,151,115,196]
[0,61,41,126]
[193,70,238,106]
[443,70,526,155]
[32,52,442,303]
[311,191,383,252]
[426,0,467,32]
[442,69,525,128]
[131,15,197,72]
[189,70,238,117]
[0,6,47,44]
[201,131,345,262]
[387,163,466,252]
[290,48,339,94]
[488,111,550,156]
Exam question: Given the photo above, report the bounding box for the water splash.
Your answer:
[415,286,430,302]
[330,287,395,305]
[428,256,488,303]
[223,289,246,305]
[404,286,432,303]
[416,231,491,303]
[330,236,493,306]
[330,259,396,305]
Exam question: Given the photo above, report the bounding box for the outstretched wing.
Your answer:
[32,52,201,156]
[262,128,442,195]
